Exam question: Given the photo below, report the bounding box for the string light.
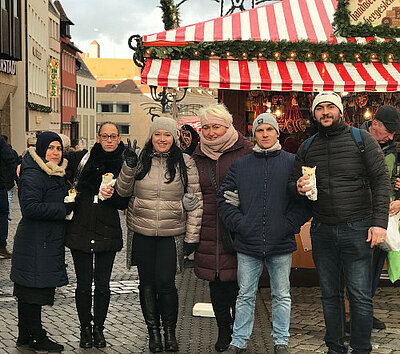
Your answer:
[290,51,296,59]
[194,50,199,56]
[322,52,329,61]
[274,52,280,59]
[210,51,216,56]
[370,53,377,60]
[274,108,282,118]
[306,52,312,59]
[226,51,231,57]
[242,52,247,58]
[258,52,263,58]
[338,52,344,60]
[355,53,361,61]
[145,49,151,55]
[388,53,394,61]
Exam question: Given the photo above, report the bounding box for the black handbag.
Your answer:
[206,160,236,255]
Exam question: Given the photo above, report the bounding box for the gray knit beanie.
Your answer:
[148,117,179,142]
[252,113,280,136]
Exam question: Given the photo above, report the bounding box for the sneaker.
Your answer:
[373,316,386,330]
[0,248,12,259]
[223,345,246,353]
[274,344,290,354]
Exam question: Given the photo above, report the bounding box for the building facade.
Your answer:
[76,56,96,149]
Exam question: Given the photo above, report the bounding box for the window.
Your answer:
[116,103,130,113]
[99,103,113,113]
[118,124,130,135]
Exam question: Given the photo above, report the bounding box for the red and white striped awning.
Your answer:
[142,59,400,92]
[143,0,377,45]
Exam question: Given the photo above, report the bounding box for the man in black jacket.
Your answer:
[289,92,390,354]
[0,135,17,258]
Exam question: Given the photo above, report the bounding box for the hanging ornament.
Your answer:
[284,94,306,134]
[356,93,368,108]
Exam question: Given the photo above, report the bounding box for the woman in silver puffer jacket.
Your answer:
[115,117,202,353]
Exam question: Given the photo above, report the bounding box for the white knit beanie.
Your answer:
[312,92,343,118]
[252,113,280,136]
[148,116,179,142]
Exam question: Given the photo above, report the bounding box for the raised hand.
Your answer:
[123,138,138,168]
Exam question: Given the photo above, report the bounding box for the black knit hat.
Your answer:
[36,131,63,160]
[375,105,400,133]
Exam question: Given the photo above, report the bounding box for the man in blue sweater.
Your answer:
[217,113,310,354]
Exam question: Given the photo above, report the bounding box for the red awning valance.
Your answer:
[142,59,400,93]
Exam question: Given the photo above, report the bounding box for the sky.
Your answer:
[60,0,228,58]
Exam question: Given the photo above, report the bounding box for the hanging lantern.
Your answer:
[364,108,372,120]
[274,108,282,118]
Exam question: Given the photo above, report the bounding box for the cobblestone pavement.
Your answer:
[1,198,400,353]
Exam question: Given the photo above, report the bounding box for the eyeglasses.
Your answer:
[99,134,119,141]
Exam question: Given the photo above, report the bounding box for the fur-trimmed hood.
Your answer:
[28,147,68,176]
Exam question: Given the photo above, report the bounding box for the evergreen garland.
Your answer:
[28,102,52,113]
[145,38,399,64]
[160,0,180,30]
[333,0,400,38]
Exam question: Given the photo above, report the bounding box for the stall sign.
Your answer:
[0,59,16,75]
[48,59,59,98]
[348,0,400,27]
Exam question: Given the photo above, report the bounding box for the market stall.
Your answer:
[130,0,400,270]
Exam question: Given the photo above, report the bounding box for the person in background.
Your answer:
[11,131,69,352]
[64,122,129,349]
[289,92,390,354]
[192,103,253,352]
[0,134,17,258]
[358,105,400,330]
[0,136,19,218]
[217,114,311,354]
[179,124,200,155]
[115,117,202,353]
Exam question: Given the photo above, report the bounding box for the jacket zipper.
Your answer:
[155,157,164,236]
[215,160,220,276]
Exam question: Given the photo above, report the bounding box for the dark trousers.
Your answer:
[209,277,238,329]
[0,188,9,248]
[311,220,373,354]
[133,233,178,328]
[71,250,116,328]
[18,300,43,337]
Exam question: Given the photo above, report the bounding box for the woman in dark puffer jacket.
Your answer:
[11,131,69,352]
[192,104,253,352]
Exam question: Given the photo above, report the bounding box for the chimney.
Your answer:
[89,40,100,58]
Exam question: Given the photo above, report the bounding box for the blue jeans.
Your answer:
[311,220,373,354]
[231,252,292,349]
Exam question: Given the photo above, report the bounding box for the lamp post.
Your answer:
[149,86,187,114]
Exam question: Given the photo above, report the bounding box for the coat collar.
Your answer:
[28,148,68,177]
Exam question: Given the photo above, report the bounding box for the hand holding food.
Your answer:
[301,166,317,201]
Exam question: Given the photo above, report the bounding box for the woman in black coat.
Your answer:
[11,131,69,352]
[64,122,129,349]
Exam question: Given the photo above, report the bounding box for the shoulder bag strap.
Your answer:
[206,159,219,192]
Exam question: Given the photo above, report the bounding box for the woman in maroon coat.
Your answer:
[192,103,253,352]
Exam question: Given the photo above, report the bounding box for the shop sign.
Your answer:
[348,0,400,27]
[48,59,59,98]
[32,46,42,60]
[0,59,17,75]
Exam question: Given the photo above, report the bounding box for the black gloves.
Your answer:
[122,138,138,168]
[183,241,198,257]
[64,202,75,215]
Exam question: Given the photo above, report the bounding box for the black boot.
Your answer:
[16,301,31,347]
[158,290,179,352]
[215,326,233,352]
[79,326,93,348]
[75,289,93,328]
[30,329,64,352]
[139,285,163,353]
[209,280,237,352]
[93,326,106,348]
